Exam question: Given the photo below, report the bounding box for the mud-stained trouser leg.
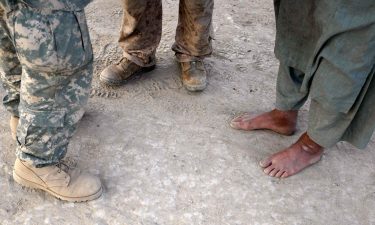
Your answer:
[7,6,93,167]
[0,8,21,117]
[172,0,214,62]
[118,0,162,67]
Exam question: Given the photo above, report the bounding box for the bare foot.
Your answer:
[260,133,323,178]
[230,109,297,135]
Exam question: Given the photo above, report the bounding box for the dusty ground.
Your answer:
[1,0,375,224]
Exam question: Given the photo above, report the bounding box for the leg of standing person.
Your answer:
[260,58,375,178]
[0,7,21,141]
[230,65,306,135]
[0,3,102,202]
[231,0,375,178]
[259,0,375,177]
[231,63,323,178]
[230,0,313,135]
[172,0,214,91]
[100,0,162,85]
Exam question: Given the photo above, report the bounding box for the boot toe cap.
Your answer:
[67,173,102,198]
[183,75,207,91]
[100,65,125,85]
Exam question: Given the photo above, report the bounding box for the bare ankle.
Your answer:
[298,133,323,154]
[272,109,298,119]
[270,109,298,134]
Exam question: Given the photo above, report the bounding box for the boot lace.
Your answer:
[56,157,77,173]
[116,57,129,65]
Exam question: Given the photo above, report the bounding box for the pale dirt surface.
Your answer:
[1,0,375,224]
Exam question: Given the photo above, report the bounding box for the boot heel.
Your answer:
[13,171,39,190]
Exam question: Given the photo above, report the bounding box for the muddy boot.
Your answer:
[10,116,19,141]
[180,61,207,92]
[100,58,155,86]
[13,158,102,202]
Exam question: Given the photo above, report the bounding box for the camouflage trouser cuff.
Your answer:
[3,95,20,117]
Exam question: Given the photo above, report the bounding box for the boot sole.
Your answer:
[13,171,103,202]
[183,83,207,92]
[100,65,156,86]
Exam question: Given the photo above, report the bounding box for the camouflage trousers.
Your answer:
[119,0,214,67]
[0,4,93,167]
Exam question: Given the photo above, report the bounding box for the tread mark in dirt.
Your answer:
[90,88,119,99]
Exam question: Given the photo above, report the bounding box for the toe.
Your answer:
[230,120,241,129]
[231,115,245,123]
[230,113,254,128]
[281,172,289,178]
[269,169,279,177]
[259,157,272,168]
[230,115,246,128]
[275,170,284,178]
[263,166,275,175]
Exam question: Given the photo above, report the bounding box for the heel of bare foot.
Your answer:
[259,132,323,178]
[230,109,297,136]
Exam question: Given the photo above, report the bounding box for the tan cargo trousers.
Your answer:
[119,0,214,67]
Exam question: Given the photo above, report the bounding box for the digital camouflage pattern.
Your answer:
[0,0,91,11]
[0,7,21,117]
[19,0,91,10]
[0,2,93,167]
[119,0,214,67]
[274,0,375,148]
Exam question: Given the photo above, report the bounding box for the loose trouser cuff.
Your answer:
[174,52,209,63]
[306,100,352,149]
[306,130,335,149]
[275,101,302,112]
[122,52,156,68]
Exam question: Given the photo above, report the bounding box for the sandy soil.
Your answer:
[1,0,375,224]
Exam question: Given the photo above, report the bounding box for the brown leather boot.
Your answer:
[100,58,155,86]
[13,158,102,202]
[10,115,19,141]
[180,61,207,91]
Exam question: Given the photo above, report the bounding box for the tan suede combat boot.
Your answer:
[100,58,155,85]
[180,61,207,91]
[10,115,19,141]
[13,158,102,202]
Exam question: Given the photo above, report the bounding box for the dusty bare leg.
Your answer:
[260,132,323,178]
[230,109,298,135]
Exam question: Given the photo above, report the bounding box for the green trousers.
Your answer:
[274,0,375,148]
